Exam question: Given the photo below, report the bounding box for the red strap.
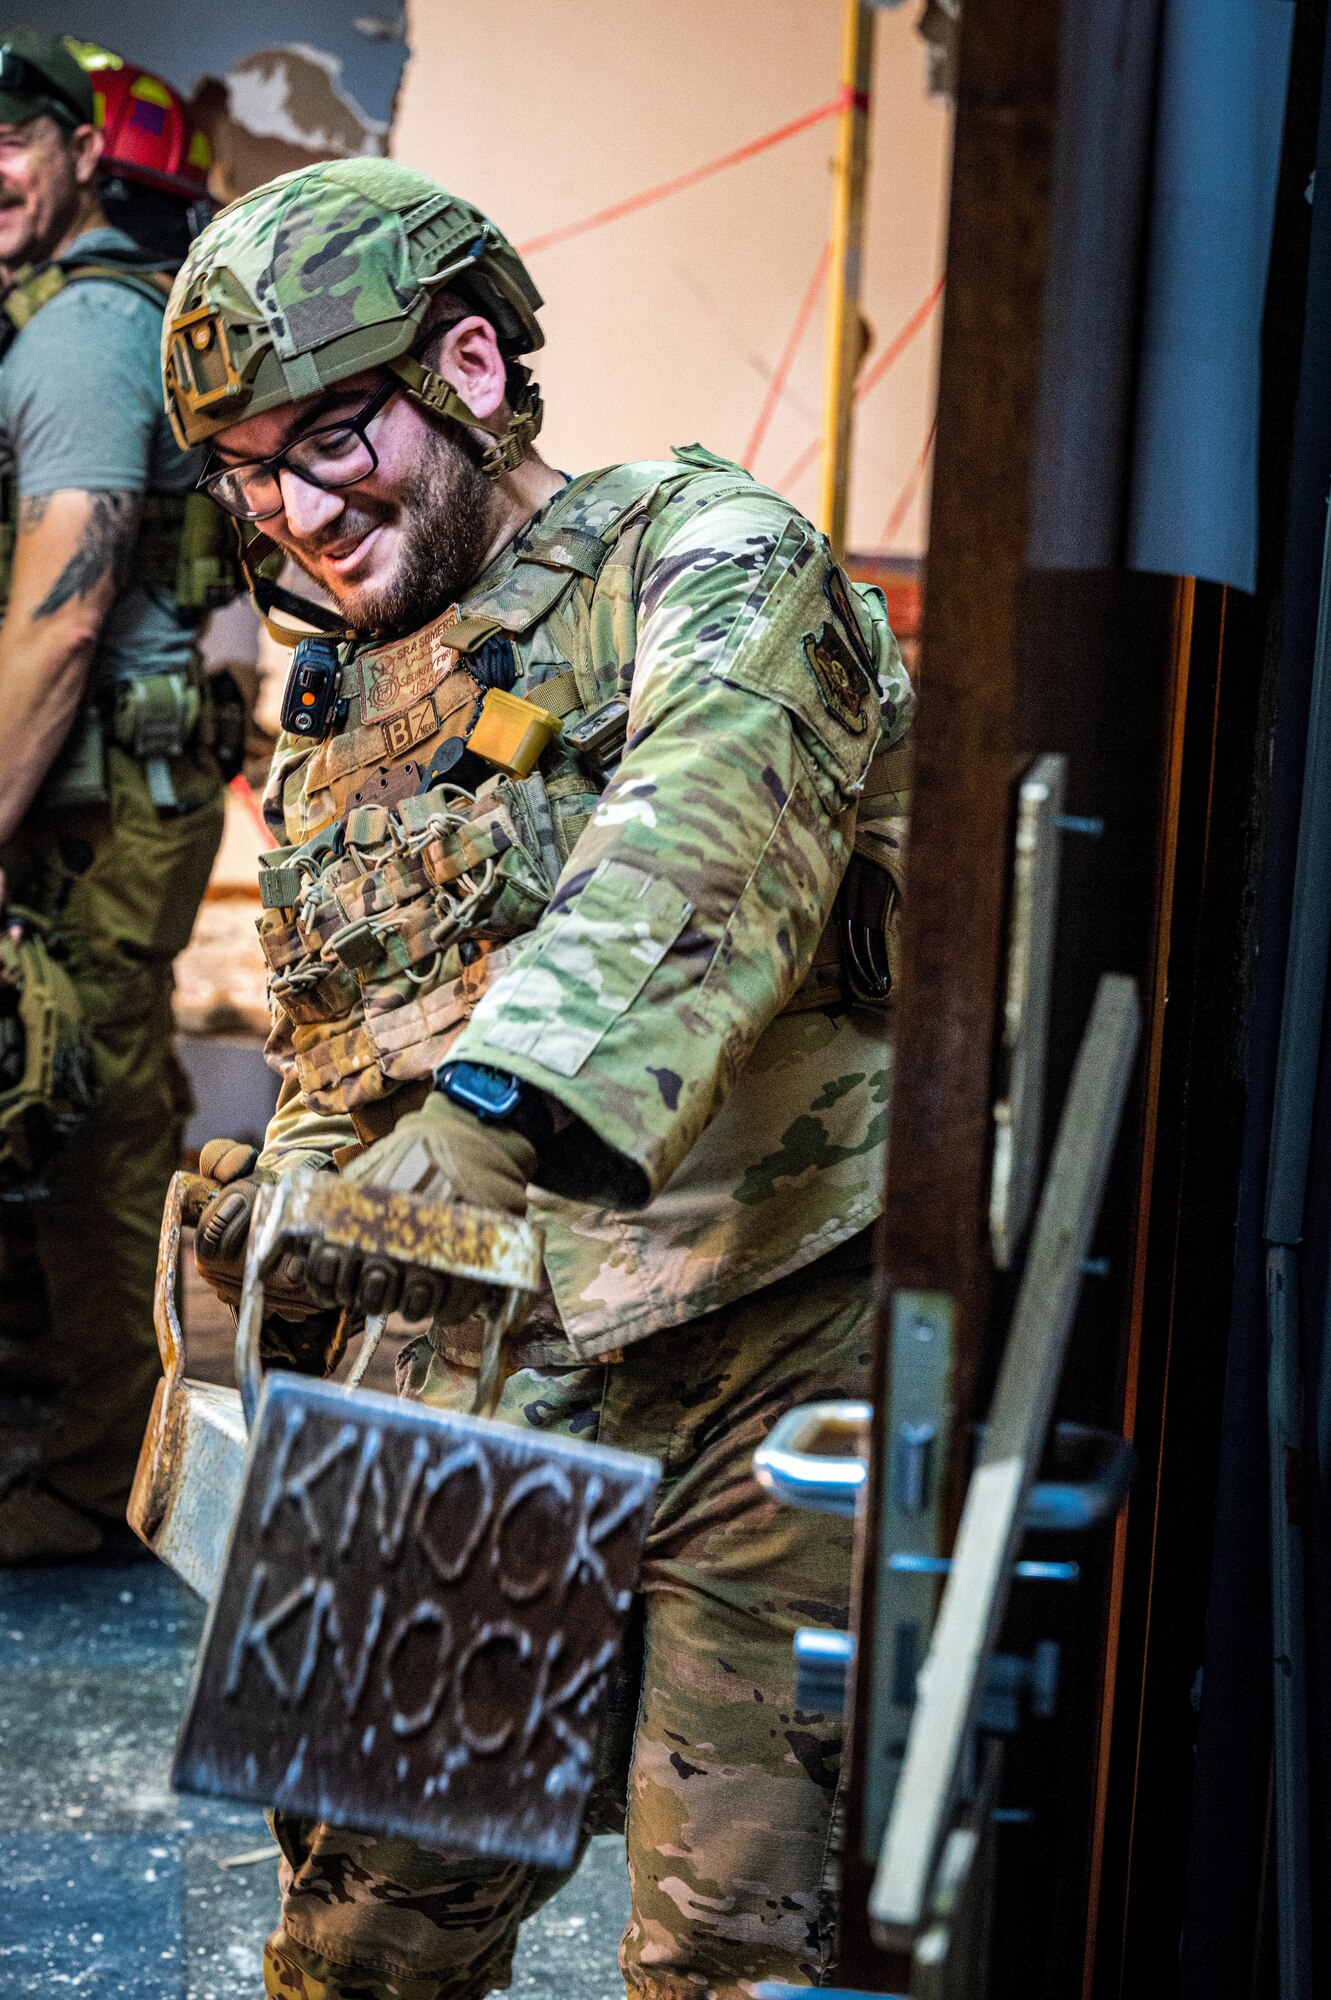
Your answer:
[230,772,277,850]
[855,276,946,402]
[880,417,938,550]
[517,92,859,258]
[776,277,945,495]
[743,240,830,474]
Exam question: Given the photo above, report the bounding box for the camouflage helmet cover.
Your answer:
[162,158,544,471]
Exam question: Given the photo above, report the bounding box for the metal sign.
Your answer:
[173,1373,659,1869]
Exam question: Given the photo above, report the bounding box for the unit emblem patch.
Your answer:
[803,620,873,735]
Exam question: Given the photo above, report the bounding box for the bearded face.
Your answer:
[207,347,508,638]
[281,415,497,637]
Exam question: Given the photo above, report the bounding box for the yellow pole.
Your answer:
[819,0,874,559]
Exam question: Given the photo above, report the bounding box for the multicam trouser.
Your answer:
[264,1242,874,1999]
[0,743,222,1518]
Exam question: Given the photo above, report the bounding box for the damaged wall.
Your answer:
[393,0,952,555]
[16,1,405,194]
[17,1,949,553]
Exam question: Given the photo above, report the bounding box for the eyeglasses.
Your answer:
[198,374,399,522]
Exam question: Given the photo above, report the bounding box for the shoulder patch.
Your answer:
[803,619,874,735]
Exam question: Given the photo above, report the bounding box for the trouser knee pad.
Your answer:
[264,1927,475,2000]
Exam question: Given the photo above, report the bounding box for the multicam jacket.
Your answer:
[257,446,913,1358]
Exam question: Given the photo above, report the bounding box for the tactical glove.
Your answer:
[194,1137,332,1321]
[305,1091,536,1322]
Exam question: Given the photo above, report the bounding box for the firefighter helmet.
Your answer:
[67,43,212,204]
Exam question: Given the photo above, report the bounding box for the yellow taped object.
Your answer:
[467,686,563,777]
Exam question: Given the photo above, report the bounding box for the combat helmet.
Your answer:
[162,158,545,477]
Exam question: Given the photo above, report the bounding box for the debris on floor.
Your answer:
[0,1556,629,1995]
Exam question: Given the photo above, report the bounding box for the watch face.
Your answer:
[441,1062,521,1121]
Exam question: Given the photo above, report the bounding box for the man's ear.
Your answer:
[433,314,508,424]
[69,123,104,187]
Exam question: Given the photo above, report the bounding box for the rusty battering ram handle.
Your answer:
[236,1170,546,1427]
[151,1169,220,1392]
[131,1167,228,1553]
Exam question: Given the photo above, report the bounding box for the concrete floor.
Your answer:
[0,1250,631,1996]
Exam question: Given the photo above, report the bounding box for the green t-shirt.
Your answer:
[0,226,200,689]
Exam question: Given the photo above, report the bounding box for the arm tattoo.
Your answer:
[17,493,51,531]
[32,490,138,618]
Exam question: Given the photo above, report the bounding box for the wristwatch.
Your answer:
[433,1060,557,1154]
[439,1059,650,1209]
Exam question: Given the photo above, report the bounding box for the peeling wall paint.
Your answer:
[14,1,408,139]
[12,2,946,555]
[224,44,386,152]
[193,43,389,204]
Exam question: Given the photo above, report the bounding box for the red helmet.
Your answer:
[67,43,211,202]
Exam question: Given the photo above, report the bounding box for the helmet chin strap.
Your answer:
[236,526,355,649]
[387,353,544,478]
[232,353,546,647]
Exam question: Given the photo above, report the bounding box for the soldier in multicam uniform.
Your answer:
[171,158,912,1999]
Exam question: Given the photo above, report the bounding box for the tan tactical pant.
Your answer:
[0,744,222,1518]
[265,1247,873,2000]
